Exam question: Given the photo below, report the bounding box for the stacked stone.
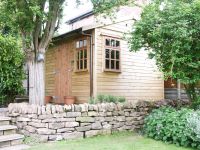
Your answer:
[8,102,150,142]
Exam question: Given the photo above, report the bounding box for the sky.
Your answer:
[58,0,93,34]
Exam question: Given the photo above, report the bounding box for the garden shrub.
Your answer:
[89,94,126,104]
[0,35,25,106]
[144,106,200,149]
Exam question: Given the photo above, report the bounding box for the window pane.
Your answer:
[116,40,120,47]
[84,60,87,69]
[84,49,87,58]
[77,51,79,59]
[80,40,83,47]
[116,51,120,59]
[111,60,115,69]
[111,39,115,47]
[77,61,79,70]
[105,59,110,69]
[105,49,110,58]
[76,41,79,48]
[116,61,120,70]
[80,50,83,59]
[83,40,87,46]
[80,60,83,69]
[106,39,110,46]
[111,50,115,59]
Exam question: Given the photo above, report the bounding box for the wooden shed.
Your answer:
[45,7,164,104]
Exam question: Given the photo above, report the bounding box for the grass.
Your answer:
[28,132,193,150]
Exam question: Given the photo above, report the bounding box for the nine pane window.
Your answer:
[105,38,120,71]
[76,39,87,71]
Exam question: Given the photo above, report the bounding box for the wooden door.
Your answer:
[54,43,72,103]
[66,42,74,97]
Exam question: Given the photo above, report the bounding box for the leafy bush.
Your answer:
[144,106,200,149]
[0,35,25,106]
[187,111,200,144]
[89,94,126,104]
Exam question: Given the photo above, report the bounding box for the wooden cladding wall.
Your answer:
[45,47,56,97]
[94,20,164,101]
[45,36,90,104]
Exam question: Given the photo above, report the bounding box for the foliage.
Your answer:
[128,0,200,105]
[89,94,126,104]
[0,0,66,105]
[0,0,65,53]
[187,111,200,141]
[144,106,200,149]
[91,0,135,18]
[0,35,25,106]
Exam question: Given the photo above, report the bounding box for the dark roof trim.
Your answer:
[66,11,94,24]
[53,28,82,42]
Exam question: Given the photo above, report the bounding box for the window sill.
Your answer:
[74,69,89,73]
[104,69,121,73]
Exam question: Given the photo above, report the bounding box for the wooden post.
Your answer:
[177,79,181,99]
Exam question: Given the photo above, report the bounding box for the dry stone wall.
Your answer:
[8,102,151,141]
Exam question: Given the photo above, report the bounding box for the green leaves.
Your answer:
[91,0,135,20]
[89,94,126,104]
[0,0,65,52]
[0,34,25,106]
[129,0,200,105]
[144,107,200,149]
[129,0,200,84]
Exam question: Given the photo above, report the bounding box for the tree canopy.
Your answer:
[0,0,65,54]
[129,0,200,84]
[129,0,200,105]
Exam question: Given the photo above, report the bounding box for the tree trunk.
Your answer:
[28,59,45,105]
[184,83,199,108]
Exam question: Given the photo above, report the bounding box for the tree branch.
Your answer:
[38,0,64,52]
[33,0,46,52]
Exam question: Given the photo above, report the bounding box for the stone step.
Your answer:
[0,134,24,148]
[0,117,11,126]
[0,144,30,150]
[0,108,8,117]
[0,125,17,135]
[0,117,11,121]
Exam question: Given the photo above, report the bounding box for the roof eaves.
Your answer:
[53,28,82,42]
[66,10,94,25]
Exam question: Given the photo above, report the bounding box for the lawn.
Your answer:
[28,132,193,150]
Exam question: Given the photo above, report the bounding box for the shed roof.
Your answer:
[53,28,82,42]
[66,10,94,25]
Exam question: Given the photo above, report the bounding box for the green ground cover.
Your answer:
[28,132,193,150]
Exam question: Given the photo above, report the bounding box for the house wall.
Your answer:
[94,20,164,101]
[45,35,91,104]
[69,15,95,31]
[45,47,56,98]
